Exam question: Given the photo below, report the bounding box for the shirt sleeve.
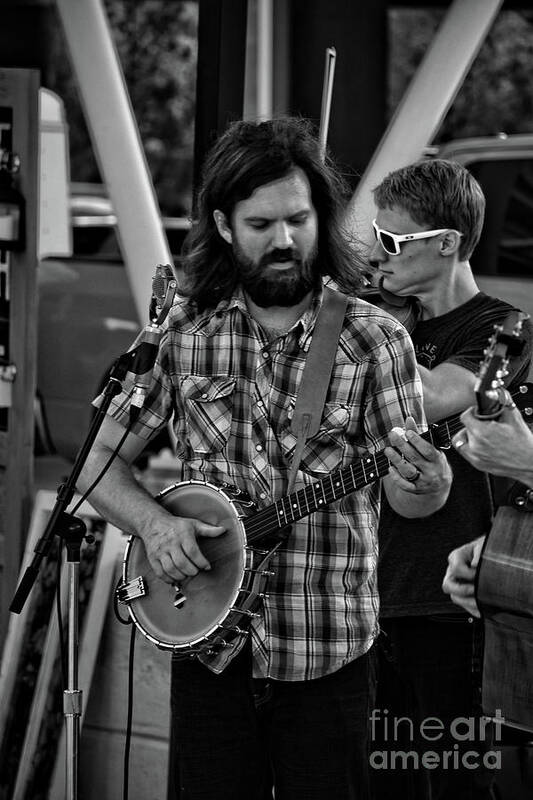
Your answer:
[446,306,532,385]
[363,323,426,453]
[93,327,174,439]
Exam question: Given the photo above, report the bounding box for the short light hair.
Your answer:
[373,159,485,260]
[180,116,365,309]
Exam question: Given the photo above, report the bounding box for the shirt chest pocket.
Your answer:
[283,402,350,476]
[181,376,235,455]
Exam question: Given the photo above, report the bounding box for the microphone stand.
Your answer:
[9,352,136,800]
[9,263,177,800]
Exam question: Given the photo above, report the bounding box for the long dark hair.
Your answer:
[179,117,365,310]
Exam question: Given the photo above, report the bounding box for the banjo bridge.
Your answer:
[172,586,187,608]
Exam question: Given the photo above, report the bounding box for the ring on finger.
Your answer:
[410,468,421,483]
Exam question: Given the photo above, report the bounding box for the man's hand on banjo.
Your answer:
[141,511,226,584]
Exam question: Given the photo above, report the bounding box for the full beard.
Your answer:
[232,243,320,308]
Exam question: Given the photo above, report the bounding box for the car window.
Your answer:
[469,158,533,279]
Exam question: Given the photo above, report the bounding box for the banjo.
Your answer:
[117,381,533,658]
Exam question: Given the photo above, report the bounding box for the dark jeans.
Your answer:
[168,643,375,800]
[371,614,498,800]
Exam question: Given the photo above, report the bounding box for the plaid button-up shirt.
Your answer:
[108,285,425,680]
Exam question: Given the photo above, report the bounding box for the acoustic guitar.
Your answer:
[474,312,533,733]
[117,317,533,659]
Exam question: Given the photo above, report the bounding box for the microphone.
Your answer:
[150,263,178,325]
[119,264,178,421]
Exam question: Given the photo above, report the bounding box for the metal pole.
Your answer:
[344,0,504,242]
[318,47,337,161]
[257,0,274,120]
[64,559,81,800]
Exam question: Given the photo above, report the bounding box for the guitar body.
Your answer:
[477,504,533,732]
[121,481,276,656]
[468,311,533,731]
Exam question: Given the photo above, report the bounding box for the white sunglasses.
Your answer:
[372,219,462,256]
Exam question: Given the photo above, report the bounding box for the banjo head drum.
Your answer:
[123,481,248,652]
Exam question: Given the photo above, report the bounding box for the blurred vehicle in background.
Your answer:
[36,134,533,462]
[437,133,533,327]
[36,183,189,461]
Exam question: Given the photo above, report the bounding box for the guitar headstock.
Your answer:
[515,383,533,422]
[475,311,529,419]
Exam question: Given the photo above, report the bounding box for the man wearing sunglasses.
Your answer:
[367,158,532,800]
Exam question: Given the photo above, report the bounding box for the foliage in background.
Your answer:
[45,4,533,215]
[389,9,533,143]
[46,0,198,215]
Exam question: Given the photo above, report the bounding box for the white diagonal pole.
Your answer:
[345,0,504,244]
[56,0,173,323]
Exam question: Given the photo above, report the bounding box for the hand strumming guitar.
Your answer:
[442,536,485,617]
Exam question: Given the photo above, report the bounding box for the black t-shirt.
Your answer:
[378,292,532,617]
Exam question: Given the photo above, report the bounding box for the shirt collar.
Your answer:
[188,283,326,347]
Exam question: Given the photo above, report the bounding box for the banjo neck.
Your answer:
[244,449,391,545]
[244,382,533,546]
[243,392,523,545]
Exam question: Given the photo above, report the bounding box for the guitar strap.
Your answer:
[287,285,349,492]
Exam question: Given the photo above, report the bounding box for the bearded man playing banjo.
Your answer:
[78,117,452,800]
